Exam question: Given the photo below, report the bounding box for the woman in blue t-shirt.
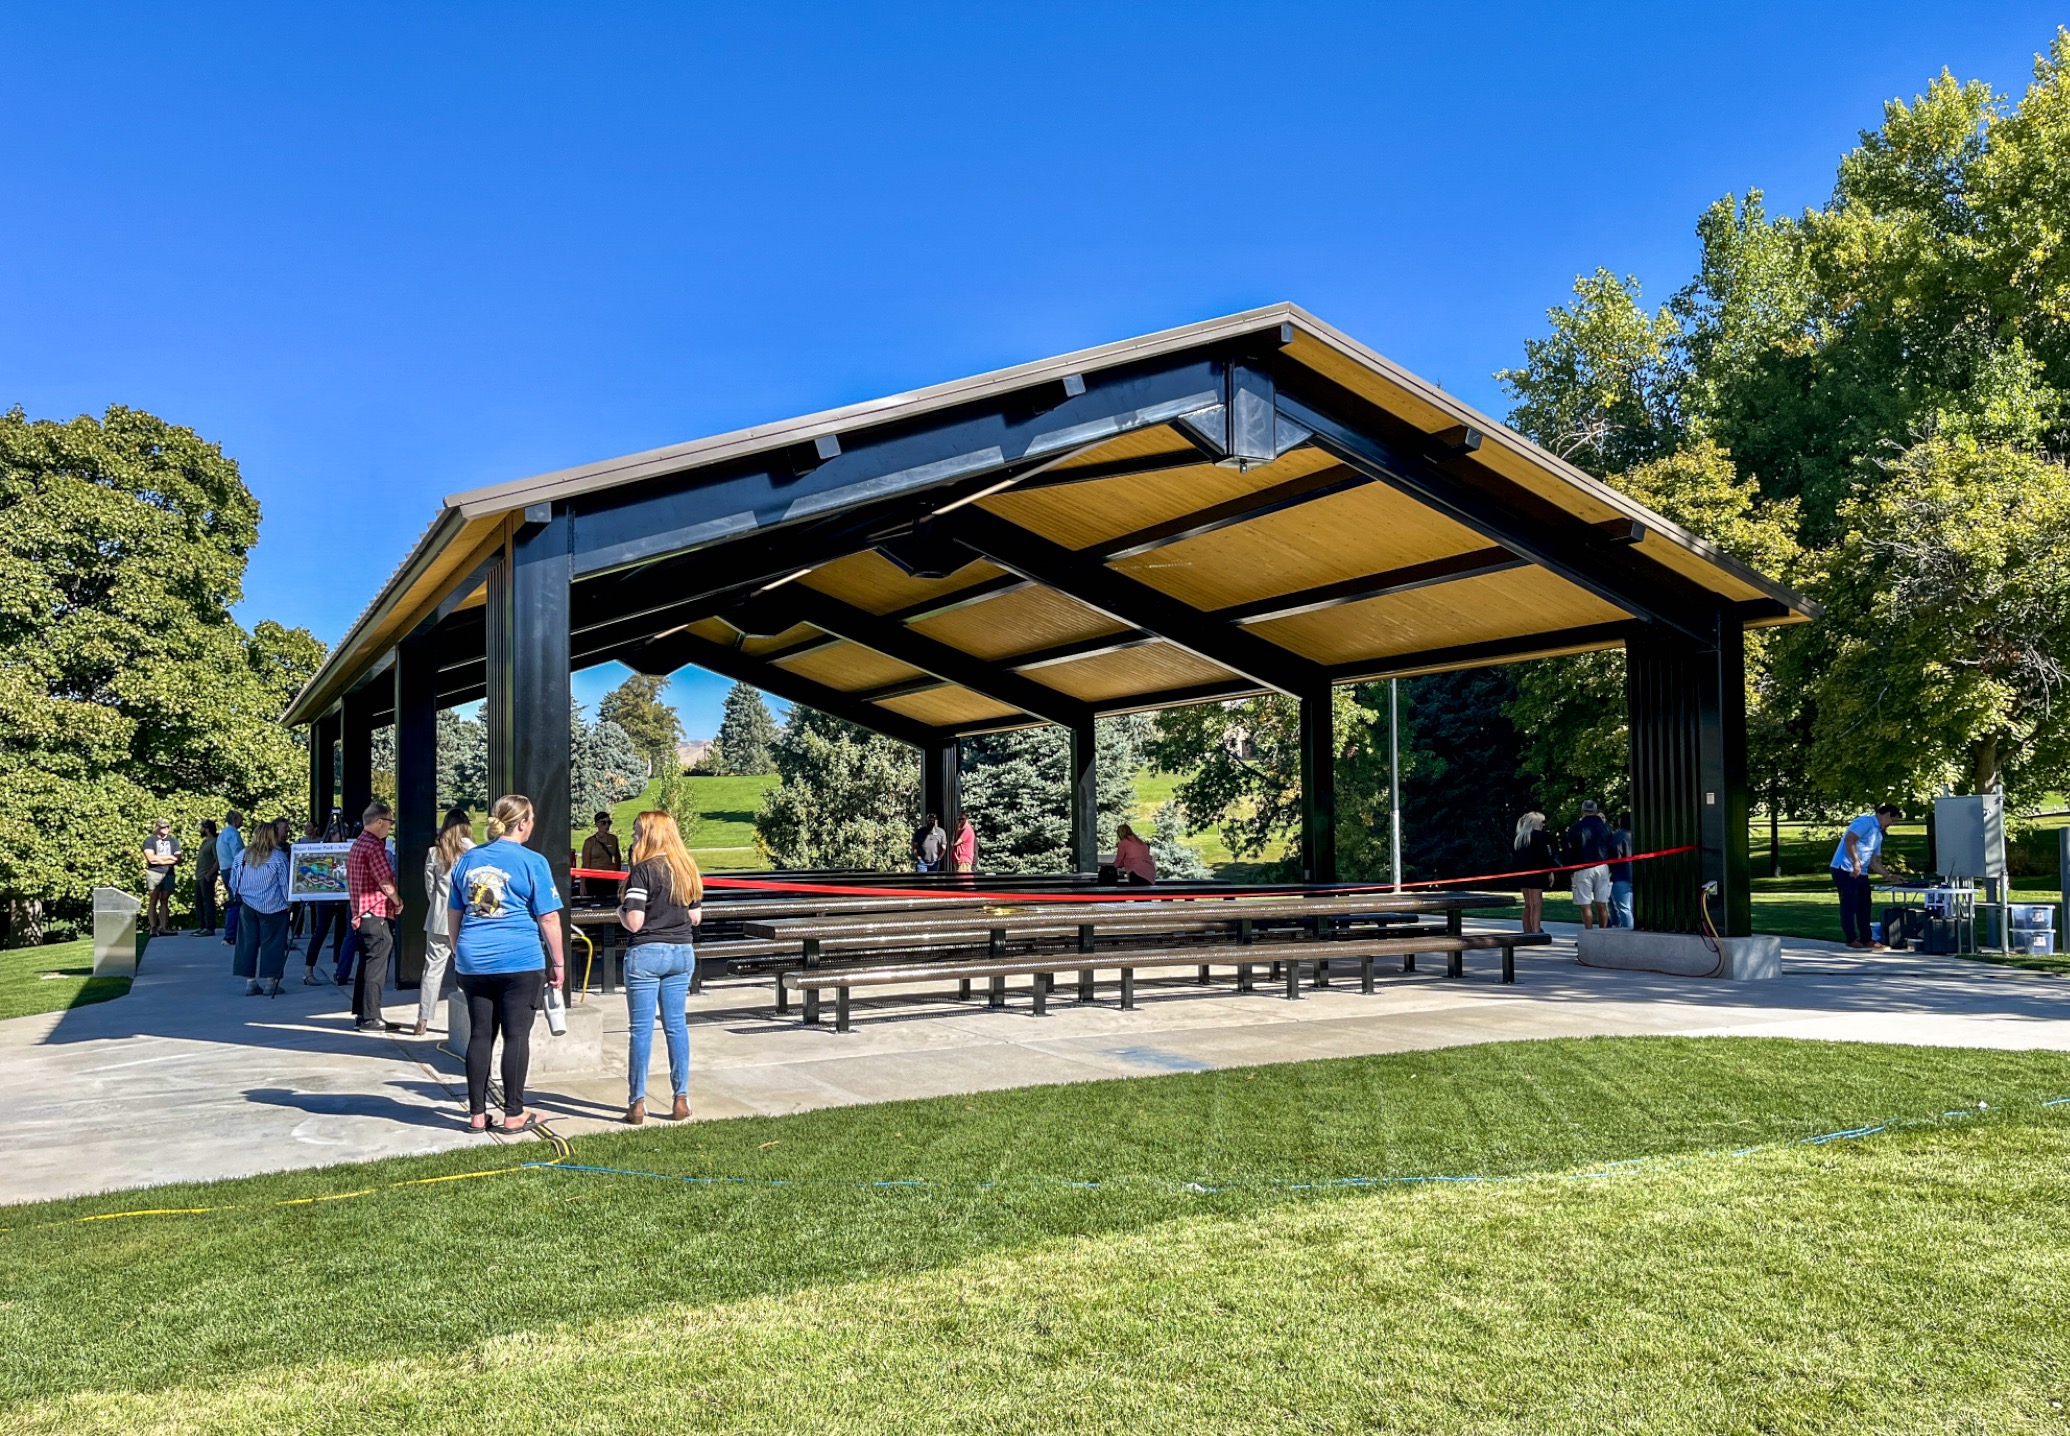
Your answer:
[448,793,567,1133]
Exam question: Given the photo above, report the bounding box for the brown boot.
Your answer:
[625,1098,645,1125]
[669,1095,690,1121]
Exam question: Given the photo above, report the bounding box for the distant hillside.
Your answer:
[676,738,713,770]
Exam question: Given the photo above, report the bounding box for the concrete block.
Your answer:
[1575,928,1781,980]
[92,887,140,979]
[446,991,608,1075]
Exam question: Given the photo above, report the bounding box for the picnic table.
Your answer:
[742,890,1532,1029]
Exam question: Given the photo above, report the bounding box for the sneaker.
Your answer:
[303,972,322,986]
[245,980,263,996]
[267,980,284,997]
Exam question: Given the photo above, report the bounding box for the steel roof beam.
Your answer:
[615,628,946,748]
[755,588,1096,730]
[1275,383,1723,647]
[948,507,1324,696]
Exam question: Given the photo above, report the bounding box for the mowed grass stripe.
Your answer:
[3,1037,2069,1416]
[11,1120,2070,1433]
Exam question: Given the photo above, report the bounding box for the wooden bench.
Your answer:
[784,931,1553,1031]
[748,894,1503,1025]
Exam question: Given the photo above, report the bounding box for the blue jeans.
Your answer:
[1610,880,1634,929]
[625,942,693,1104]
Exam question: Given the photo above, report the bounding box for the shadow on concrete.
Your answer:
[244,1085,470,1131]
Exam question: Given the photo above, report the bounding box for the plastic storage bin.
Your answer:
[2008,903,2056,931]
[2017,930,2057,956]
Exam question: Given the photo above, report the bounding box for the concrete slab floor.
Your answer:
[2,922,2066,1205]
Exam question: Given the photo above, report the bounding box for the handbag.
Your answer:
[542,982,568,1037]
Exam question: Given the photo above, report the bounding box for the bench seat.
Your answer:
[783,931,1553,1031]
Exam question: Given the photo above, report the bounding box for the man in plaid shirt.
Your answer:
[346,801,405,1032]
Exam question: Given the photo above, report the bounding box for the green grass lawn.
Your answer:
[0,937,135,1022]
[558,771,777,871]
[5,1037,2070,1431]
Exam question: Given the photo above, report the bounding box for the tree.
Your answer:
[436,708,488,812]
[1146,689,1382,873]
[0,405,323,940]
[571,708,645,817]
[715,683,781,775]
[1495,270,1686,475]
[647,764,700,834]
[754,708,918,869]
[1145,801,1213,880]
[1798,436,2070,802]
[597,673,680,779]
[956,717,1145,873]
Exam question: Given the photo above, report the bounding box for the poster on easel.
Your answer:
[289,842,353,902]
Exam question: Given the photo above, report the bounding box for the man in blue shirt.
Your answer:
[216,811,245,947]
[1830,804,1901,949]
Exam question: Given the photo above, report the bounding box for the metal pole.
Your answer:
[1390,678,1402,890]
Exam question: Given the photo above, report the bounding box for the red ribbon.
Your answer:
[567,844,1698,906]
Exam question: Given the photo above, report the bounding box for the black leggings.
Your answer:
[458,969,544,1117]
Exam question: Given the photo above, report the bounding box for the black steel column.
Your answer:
[1626,615,1750,937]
[1299,687,1337,882]
[921,736,960,842]
[486,507,574,906]
[309,709,340,827]
[1068,720,1097,874]
[393,632,438,985]
[340,683,379,830]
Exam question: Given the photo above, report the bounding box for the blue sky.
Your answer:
[4,3,2062,737]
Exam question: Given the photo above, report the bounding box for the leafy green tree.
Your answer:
[1495,270,1686,476]
[647,765,700,833]
[597,673,681,779]
[0,405,322,940]
[1796,436,2070,801]
[754,708,918,869]
[715,683,781,775]
[1146,689,1388,876]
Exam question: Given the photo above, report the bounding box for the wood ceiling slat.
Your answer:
[799,550,1009,616]
[1027,642,1239,703]
[1250,567,1629,666]
[1107,483,1488,611]
[908,586,1126,662]
[774,641,928,693]
[981,446,1342,553]
[874,686,1024,726]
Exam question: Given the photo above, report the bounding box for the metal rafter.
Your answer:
[617,628,948,748]
[752,588,1097,730]
[948,507,1323,696]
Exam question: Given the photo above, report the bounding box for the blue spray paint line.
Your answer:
[520,1095,2070,1197]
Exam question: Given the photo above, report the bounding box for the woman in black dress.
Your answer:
[1514,811,1558,934]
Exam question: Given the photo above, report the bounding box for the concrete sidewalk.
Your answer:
[3,922,2066,1205]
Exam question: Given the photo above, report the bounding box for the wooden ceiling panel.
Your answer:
[1028,642,1238,703]
[775,641,928,693]
[1251,567,1629,666]
[800,550,1009,616]
[1109,482,1489,611]
[875,686,1024,727]
[909,585,1124,661]
[981,445,1343,553]
[1283,332,1627,526]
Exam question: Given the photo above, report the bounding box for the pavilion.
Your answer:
[285,304,1814,975]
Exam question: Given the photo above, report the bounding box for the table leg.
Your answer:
[836,985,851,1033]
[801,939,823,1025]
[1078,968,1094,1002]
[1032,975,1047,1017]
[1121,967,1136,1010]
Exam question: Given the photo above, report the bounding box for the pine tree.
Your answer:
[754,708,918,868]
[715,683,781,775]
